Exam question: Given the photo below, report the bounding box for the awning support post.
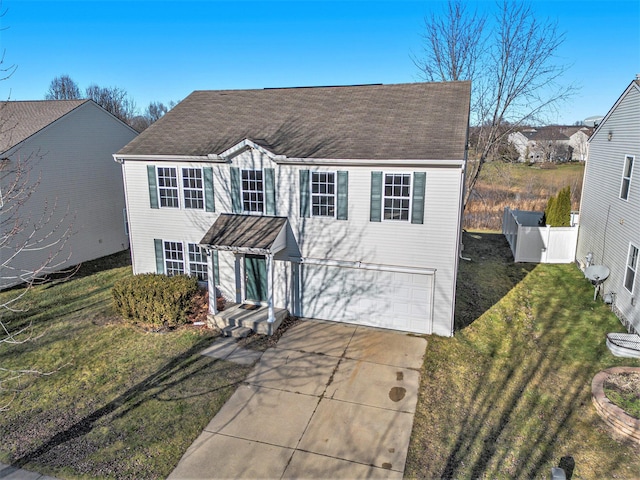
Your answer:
[207,249,218,315]
[267,254,275,323]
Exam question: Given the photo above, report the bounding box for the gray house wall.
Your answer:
[576,80,640,332]
[1,101,137,288]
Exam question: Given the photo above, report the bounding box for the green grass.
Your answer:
[604,388,640,420]
[405,232,640,479]
[5,238,640,478]
[0,251,250,479]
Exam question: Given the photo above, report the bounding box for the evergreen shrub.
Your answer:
[112,273,199,328]
[541,185,571,227]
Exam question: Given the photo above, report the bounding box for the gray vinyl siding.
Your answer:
[1,102,135,288]
[577,83,640,331]
[123,148,464,336]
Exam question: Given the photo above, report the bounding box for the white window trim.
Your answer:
[241,169,265,214]
[382,172,412,222]
[182,167,206,210]
[157,166,180,209]
[619,155,634,201]
[162,240,209,282]
[310,170,337,218]
[187,242,208,283]
[156,166,206,210]
[163,240,185,276]
[624,243,638,294]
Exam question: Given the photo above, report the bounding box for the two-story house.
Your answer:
[509,126,592,162]
[576,77,640,334]
[114,82,471,336]
[1,100,137,288]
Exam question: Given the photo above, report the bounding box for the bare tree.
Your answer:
[417,0,576,207]
[85,84,137,125]
[414,0,486,83]
[129,100,174,132]
[45,74,81,100]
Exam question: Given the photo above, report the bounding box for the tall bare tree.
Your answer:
[45,74,81,100]
[417,0,576,207]
[414,0,486,83]
[85,84,137,125]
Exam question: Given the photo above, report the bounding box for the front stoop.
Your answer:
[208,303,289,336]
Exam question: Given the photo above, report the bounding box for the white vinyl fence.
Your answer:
[502,207,579,263]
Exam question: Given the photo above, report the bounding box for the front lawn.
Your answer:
[0,251,251,479]
[405,232,640,479]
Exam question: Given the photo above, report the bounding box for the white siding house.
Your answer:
[115,82,471,336]
[0,100,137,288]
[576,78,640,333]
[508,126,592,163]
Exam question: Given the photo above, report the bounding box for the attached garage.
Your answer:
[299,261,435,334]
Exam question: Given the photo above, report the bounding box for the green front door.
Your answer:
[245,254,268,303]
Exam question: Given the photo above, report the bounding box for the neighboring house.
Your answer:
[508,125,592,162]
[114,81,471,336]
[0,100,137,288]
[576,77,640,333]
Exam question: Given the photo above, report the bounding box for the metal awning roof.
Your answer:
[199,214,288,255]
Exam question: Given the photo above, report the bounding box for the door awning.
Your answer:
[199,214,288,255]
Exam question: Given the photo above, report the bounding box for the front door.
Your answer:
[245,254,268,303]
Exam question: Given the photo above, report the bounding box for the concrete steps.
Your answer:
[221,325,253,338]
[208,303,289,336]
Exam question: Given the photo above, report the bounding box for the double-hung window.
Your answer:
[242,169,264,213]
[383,173,411,221]
[158,167,179,208]
[149,165,213,211]
[182,168,204,209]
[620,155,634,200]
[625,244,638,294]
[160,240,208,282]
[311,172,335,217]
[188,243,208,282]
[164,241,185,276]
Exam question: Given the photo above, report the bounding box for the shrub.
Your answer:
[112,274,199,328]
[541,185,571,227]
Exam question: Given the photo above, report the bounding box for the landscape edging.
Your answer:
[591,367,640,444]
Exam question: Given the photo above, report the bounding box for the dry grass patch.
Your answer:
[465,162,584,230]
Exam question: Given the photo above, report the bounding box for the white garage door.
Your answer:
[300,263,434,334]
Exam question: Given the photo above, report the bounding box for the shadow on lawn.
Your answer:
[419,251,640,478]
[455,231,536,331]
[9,337,239,471]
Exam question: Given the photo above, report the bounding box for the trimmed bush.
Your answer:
[112,274,199,328]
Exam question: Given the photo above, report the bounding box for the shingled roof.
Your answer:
[118,82,471,160]
[0,100,89,153]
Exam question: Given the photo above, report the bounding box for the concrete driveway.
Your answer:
[169,320,427,479]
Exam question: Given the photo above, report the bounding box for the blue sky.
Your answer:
[1,0,639,125]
